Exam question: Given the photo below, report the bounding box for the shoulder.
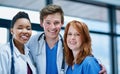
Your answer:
[84,56,97,62]
[26,32,44,46]
[80,56,101,73]
[82,56,100,66]
[0,43,11,57]
[0,43,10,52]
[30,32,43,41]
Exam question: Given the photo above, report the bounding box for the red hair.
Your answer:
[64,20,92,66]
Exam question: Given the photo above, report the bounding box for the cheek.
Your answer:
[12,30,20,35]
[43,25,49,30]
[29,30,32,35]
[77,38,82,46]
[56,25,62,30]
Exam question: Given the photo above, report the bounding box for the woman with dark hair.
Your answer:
[0,11,36,74]
[64,20,101,74]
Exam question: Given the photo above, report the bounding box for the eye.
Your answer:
[54,21,60,25]
[27,27,31,30]
[45,21,51,25]
[75,33,80,36]
[17,27,23,29]
[67,33,72,36]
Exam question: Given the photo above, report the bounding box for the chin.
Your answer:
[22,40,28,44]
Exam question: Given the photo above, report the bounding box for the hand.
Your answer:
[99,64,107,74]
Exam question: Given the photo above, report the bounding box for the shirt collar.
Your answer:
[12,39,29,57]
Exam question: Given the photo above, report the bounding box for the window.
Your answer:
[53,0,109,32]
[0,28,7,44]
[0,6,40,23]
[116,9,120,74]
[117,37,120,74]
[90,33,111,74]
[116,10,120,34]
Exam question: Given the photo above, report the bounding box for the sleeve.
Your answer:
[83,57,101,74]
[25,33,41,66]
[0,47,10,74]
[26,36,34,49]
[26,33,41,49]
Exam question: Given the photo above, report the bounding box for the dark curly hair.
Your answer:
[11,11,30,28]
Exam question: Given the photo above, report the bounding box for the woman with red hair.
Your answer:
[64,20,101,74]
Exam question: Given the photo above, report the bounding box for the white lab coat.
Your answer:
[26,32,64,74]
[0,40,36,74]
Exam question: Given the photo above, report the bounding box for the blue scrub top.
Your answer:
[46,42,58,74]
[66,56,100,74]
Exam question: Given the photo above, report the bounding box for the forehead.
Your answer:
[14,18,31,26]
[68,25,78,32]
[44,13,61,21]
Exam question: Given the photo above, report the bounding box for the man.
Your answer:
[27,4,106,74]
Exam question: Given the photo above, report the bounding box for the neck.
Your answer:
[46,36,59,49]
[72,50,80,63]
[13,40,25,54]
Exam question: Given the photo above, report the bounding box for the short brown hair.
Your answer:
[40,4,64,24]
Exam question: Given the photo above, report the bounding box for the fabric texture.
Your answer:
[0,40,36,74]
[66,56,100,74]
[26,32,64,74]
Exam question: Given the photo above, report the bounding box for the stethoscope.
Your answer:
[37,33,65,73]
[10,39,33,74]
[10,39,15,74]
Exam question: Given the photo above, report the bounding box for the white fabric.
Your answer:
[26,32,64,74]
[0,40,36,74]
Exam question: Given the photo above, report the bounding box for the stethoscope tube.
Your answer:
[38,33,65,71]
[10,39,15,74]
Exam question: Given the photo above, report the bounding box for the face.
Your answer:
[67,25,82,52]
[41,13,63,39]
[11,18,32,45]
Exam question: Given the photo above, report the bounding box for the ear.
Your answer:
[10,28,13,35]
[61,22,64,26]
[40,20,43,27]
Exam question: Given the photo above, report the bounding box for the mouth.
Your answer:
[48,29,57,34]
[21,35,30,41]
[69,41,77,45]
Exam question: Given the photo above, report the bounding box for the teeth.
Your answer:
[49,29,56,33]
[51,31,55,33]
[50,31,55,33]
[70,41,76,45]
[21,36,28,40]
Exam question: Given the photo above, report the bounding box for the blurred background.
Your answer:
[0,0,120,74]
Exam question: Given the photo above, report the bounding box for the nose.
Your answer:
[51,24,56,29]
[71,34,76,39]
[22,28,28,33]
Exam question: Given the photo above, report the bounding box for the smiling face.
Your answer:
[11,18,32,45]
[64,20,92,65]
[41,13,63,39]
[67,25,82,52]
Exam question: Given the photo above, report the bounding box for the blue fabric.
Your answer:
[66,56,100,74]
[46,42,58,74]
